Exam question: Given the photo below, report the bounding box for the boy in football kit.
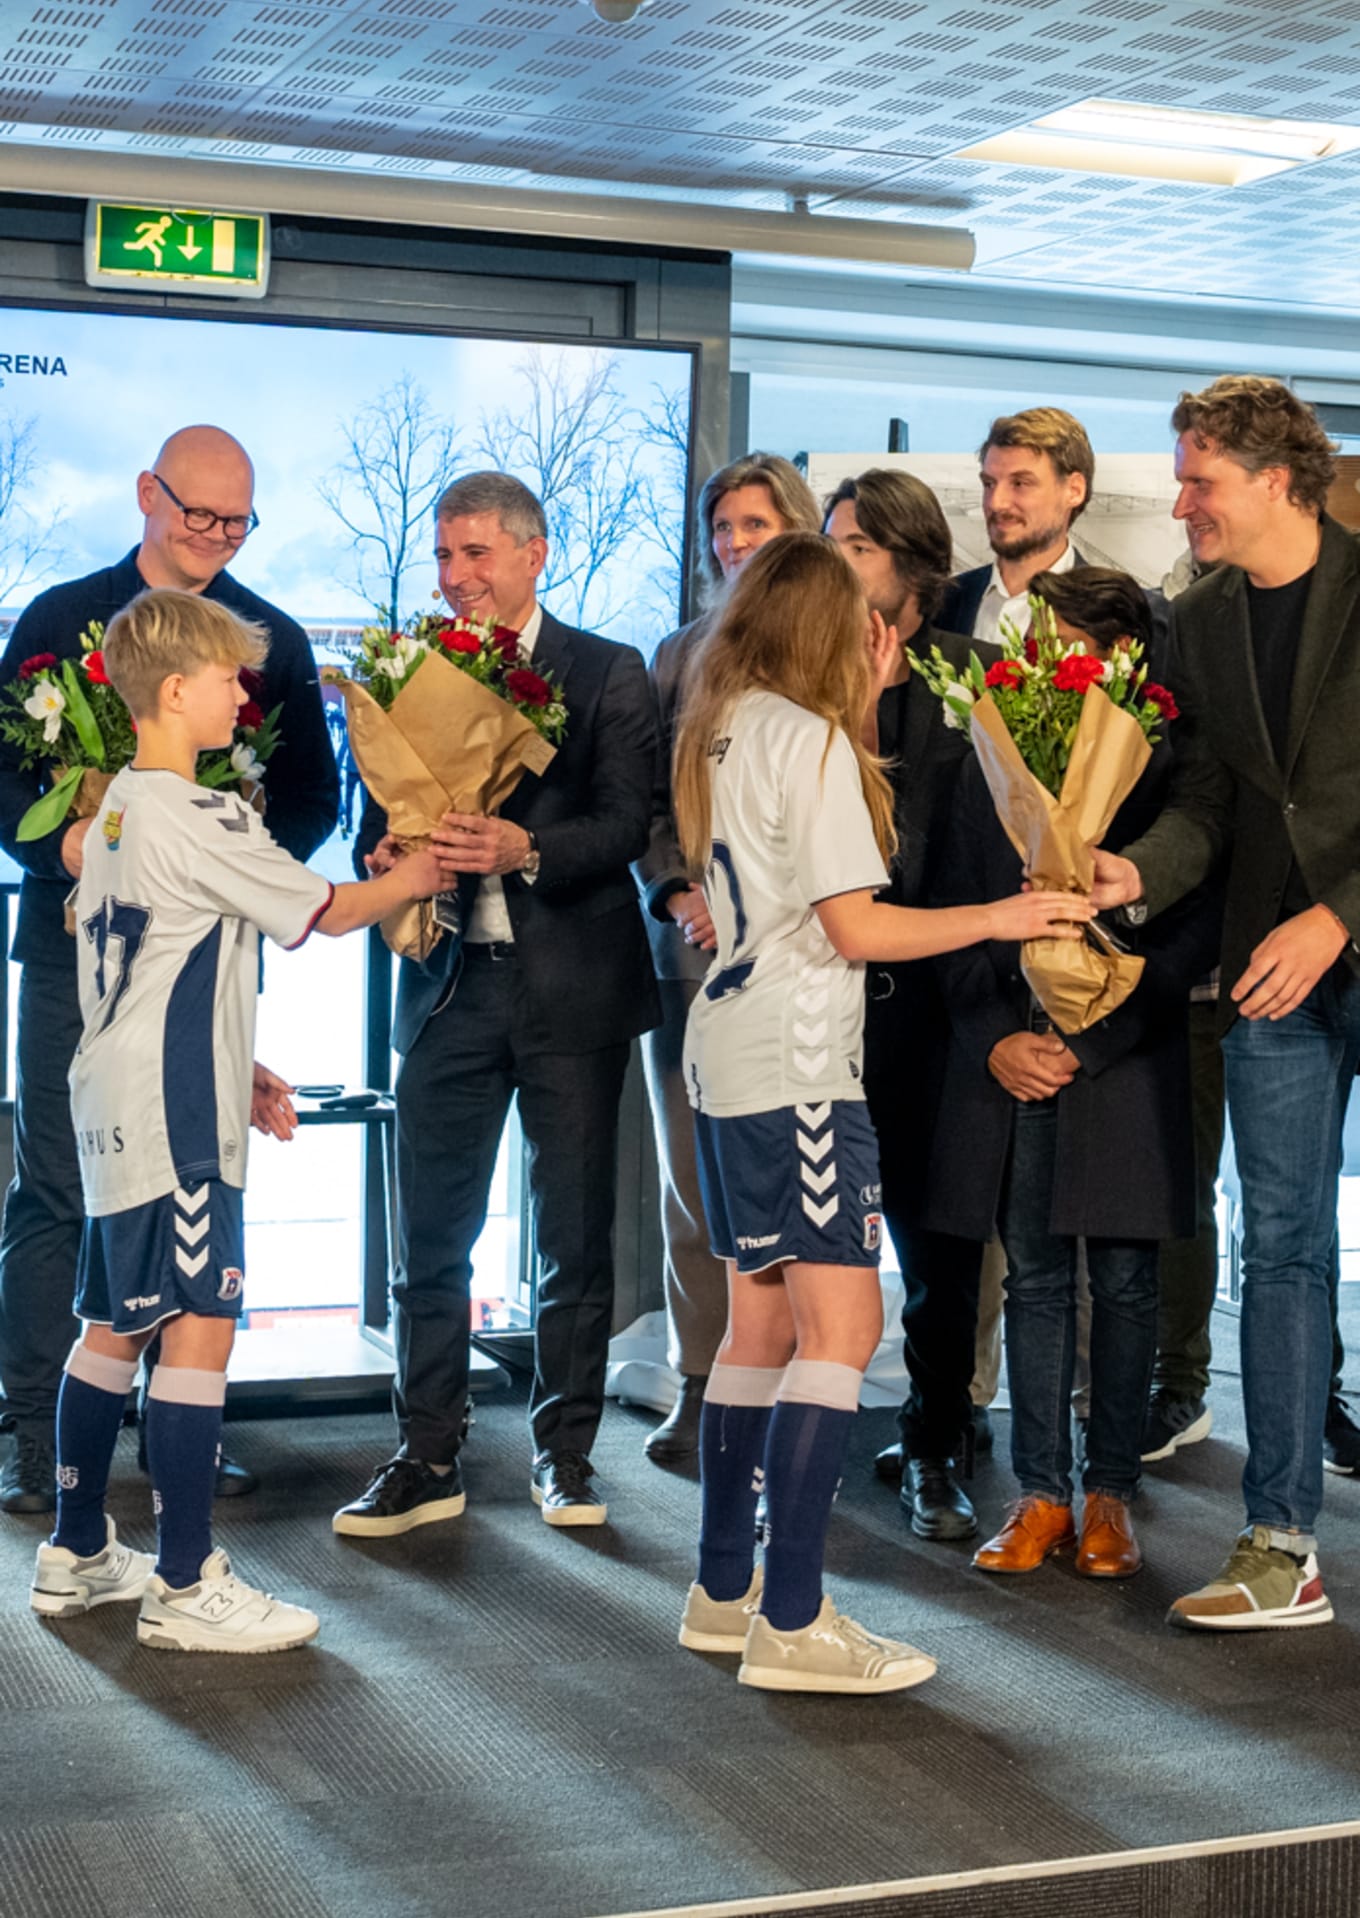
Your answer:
[669,534,1089,1694]
[28,589,440,1652]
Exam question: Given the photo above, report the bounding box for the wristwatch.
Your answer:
[1119,897,1149,928]
[520,828,541,886]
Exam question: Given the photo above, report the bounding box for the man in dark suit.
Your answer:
[940,407,1095,644]
[334,471,659,1537]
[0,425,339,1514]
[1093,376,1360,1631]
[824,468,998,1543]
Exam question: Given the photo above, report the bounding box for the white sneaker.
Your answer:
[679,1566,764,1653]
[739,1595,937,1695]
[31,1518,155,1618]
[137,1549,320,1654]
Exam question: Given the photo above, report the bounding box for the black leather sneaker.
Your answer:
[1141,1390,1212,1463]
[531,1451,607,1526]
[332,1455,466,1536]
[1324,1395,1360,1476]
[903,1457,977,1541]
[0,1431,56,1515]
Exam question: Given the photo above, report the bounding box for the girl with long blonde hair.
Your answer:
[673,533,1089,1695]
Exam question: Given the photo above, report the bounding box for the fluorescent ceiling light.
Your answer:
[958,99,1360,188]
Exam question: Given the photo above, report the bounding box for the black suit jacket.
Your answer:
[939,545,1090,639]
[0,549,339,968]
[633,612,711,986]
[925,743,1223,1244]
[359,607,661,1056]
[1120,515,1360,1029]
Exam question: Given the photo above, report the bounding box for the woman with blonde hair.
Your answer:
[672,532,1091,1694]
[635,454,823,1467]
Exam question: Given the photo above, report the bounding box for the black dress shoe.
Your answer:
[0,1431,56,1515]
[903,1457,978,1541]
[971,1405,995,1457]
[874,1440,905,1485]
[644,1375,706,1466]
[214,1453,259,1498]
[333,1455,466,1536]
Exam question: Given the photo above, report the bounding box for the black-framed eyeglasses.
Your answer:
[152,472,259,542]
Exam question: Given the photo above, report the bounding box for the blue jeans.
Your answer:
[998,1100,1158,1504]
[1222,964,1360,1541]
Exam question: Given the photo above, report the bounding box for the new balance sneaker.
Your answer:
[332,1455,466,1537]
[1323,1395,1360,1476]
[31,1518,155,1618]
[531,1452,607,1527]
[137,1550,320,1653]
[1141,1390,1212,1463]
[739,1597,937,1695]
[679,1566,764,1653]
[1168,1527,1333,1631]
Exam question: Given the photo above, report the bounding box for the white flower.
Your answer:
[24,683,65,745]
[230,741,262,781]
[1110,649,1134,679]
[1099,659,1115,684]
[370,633,427,679]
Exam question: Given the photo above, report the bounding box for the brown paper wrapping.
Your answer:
[969,686,1151,1034]
[326,650,557,960]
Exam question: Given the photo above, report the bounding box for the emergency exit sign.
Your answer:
[83,203,270,299]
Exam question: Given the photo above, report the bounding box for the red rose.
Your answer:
[1053,654,1105,694]
[506,668,551,708]
[442,630,481,655]
[1142,681,1180,722]
[83,650,110,686]
[239,666,265,701]
[493,626,520,655]
[238,699,265,731]
[1023,635,1039,666]
[18,653,57,680]
[984,659,1024,691]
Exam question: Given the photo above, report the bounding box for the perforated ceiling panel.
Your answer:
[2,0,1359,307]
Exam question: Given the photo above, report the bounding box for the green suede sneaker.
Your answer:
[1168,1527,1333,1631]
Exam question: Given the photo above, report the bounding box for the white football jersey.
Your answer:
[683,690,889,1118]
[70,766,333,1217]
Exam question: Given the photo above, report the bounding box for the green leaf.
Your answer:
[17,765,83,841]
[59,661,104,767]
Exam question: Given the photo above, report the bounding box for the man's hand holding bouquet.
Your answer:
[909,595,1179,1032]
[322,608,566,960]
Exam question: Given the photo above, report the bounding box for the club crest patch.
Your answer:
[218,1266,244,1302]
[102,807,124,849]
[863,1211,883,1253]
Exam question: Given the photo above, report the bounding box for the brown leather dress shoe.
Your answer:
[973,1495,1075,1573]
[1076,1491,1142,1578]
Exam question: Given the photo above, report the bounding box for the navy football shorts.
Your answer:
[694,1098,884,1276]
[76,1180,247,1337]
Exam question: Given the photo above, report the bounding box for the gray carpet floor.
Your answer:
[1,1302,1358,1918]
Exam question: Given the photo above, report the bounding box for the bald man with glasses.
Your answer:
[0,425,338,1515]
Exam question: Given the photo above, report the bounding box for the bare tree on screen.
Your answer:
[472,348,648,635]
[317,373,460,629]
[0,411,67,610]
[633,377,691,630]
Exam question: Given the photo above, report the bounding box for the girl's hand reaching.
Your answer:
[987,890,1094,943]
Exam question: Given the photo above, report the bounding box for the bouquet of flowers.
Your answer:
[909,596,1180,1033]
[322,608,565,961]
[0,626,282,842]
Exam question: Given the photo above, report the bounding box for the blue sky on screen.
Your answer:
[0,307,692,648]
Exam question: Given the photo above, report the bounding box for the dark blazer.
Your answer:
[0,549,339,969]
[864,624,998,1082]
[359,607,661,1057]
[1120,515,1360,1029]
[939,544,1090,639]
[633,612,711,986]
[925,743,1223,1244]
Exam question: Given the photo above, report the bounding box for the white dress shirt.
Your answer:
[972,539,1077,647]
[464,601,543,946]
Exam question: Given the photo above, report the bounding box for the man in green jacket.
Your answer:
[1094,375,1360,1632]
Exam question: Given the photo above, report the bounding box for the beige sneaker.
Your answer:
[739,1595,937,1695]
[678,1566,763,1653]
